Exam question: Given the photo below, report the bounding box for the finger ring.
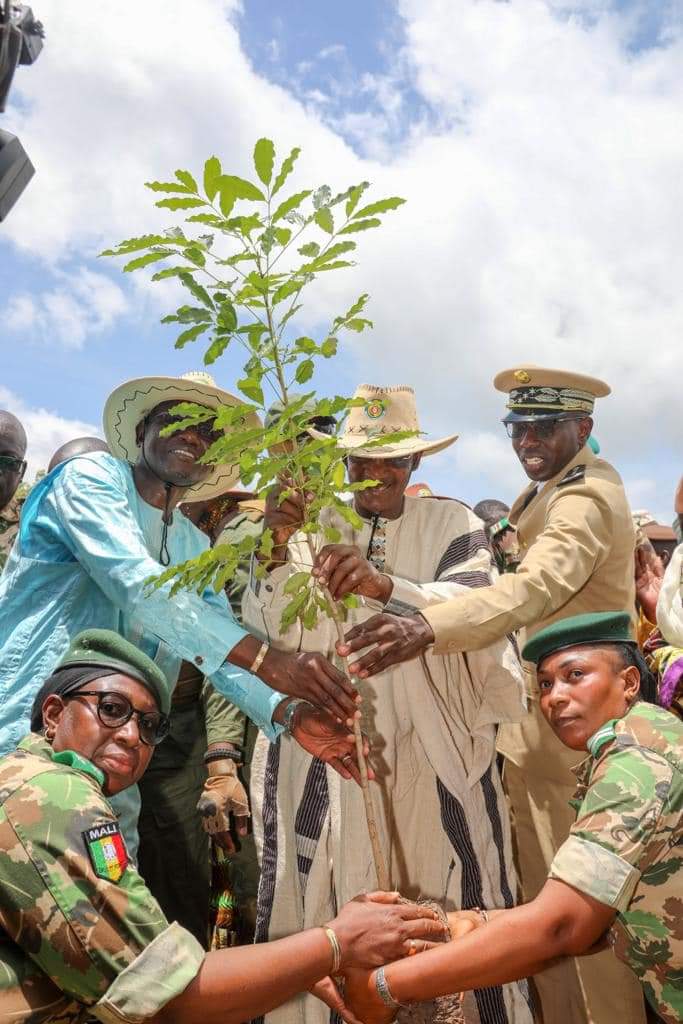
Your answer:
[408,939,419,955]
[342,754,353,764]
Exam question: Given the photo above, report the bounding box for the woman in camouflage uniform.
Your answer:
[0,629,448,1024]
[344,612,682,1024]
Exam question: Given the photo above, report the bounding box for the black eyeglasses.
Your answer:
[67,690,170,746]
[148,410,222,445]
[505,415,585,441]
[0,455,26,475]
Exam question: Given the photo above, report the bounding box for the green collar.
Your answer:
[18,733,105,787]
[586,719,618,758]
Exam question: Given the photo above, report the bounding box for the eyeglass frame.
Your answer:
[504,414,588,441]
[0,454,27,476]
[145,409,223,445]
[64,689,170,746]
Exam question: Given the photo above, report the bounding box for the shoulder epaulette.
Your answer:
[557,464,586,488]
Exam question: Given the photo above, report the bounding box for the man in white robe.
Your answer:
[244,385,533,1024]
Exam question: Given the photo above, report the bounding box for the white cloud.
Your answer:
[0,0,680,508]
[0,387,101,480]
[6,268,128,348]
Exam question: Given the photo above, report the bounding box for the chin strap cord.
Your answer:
[159,483,173,567]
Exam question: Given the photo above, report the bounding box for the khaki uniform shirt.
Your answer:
[422,446,636,780]
[0,735,204,1023]
[549,703,683,1024]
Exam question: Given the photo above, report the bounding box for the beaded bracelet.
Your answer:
[204,748,243,766]
[375,966,404,1010]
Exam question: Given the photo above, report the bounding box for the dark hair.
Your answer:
[612,643,658,705]
[473,499,510,528]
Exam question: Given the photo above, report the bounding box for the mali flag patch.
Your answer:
[82,822,129,882]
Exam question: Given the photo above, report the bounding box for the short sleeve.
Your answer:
[0,768,203,1019]
[550,747,673,911]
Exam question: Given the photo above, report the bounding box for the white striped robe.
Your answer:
[244,496,534,1024]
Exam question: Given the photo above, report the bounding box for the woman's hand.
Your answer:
[329,891,448,970]
[290,703,373,786]
[343,968,395,1024]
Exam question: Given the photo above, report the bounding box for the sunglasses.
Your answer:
[67,690,170,746]
[148,410,222,445]
[0,455,26,475]
[505,415,585,441]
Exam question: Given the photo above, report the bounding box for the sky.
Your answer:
[1,0,681,520]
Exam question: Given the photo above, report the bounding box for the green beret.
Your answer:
[522,612,634,667]
[56,629,172,715]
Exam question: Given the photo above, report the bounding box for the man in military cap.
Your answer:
[339,366,646,1024]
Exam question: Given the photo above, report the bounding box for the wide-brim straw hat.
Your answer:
[103,372,261,500]
[315,384,457,459]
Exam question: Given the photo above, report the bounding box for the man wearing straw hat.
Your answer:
[340,367,646,1024]
[0,371,366,865]
[244,384,533,1024]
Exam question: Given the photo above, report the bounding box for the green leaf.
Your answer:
[219,174,266,203]
[313,185,332,210]
[272,279,301,305]
[339,218,381,234]
[295,359,314,383]
[123,250,169,272]
[294,336,318,354]
[175,169,198,192]
[254,137,275,186]
[279,303,302,330]
[178,272,214,309]
[345,317,373,332]
[237,376,264,404]
[353,197,406,218]
[284,571,311,595]
[186,213,226,227]
[155,197,207,210]
[298,241,320,257]
[204,335,231,365]
[217,301,237,332]
[324,526,342,543]
[345,183,367,217]
[273,189,312,223]
[320,337,337,357]
[184,245,207,267]
[314,207,334,234]
[272,146,301,196]
[342,593,360,609]
[203,156,222,201]
[332,461,346,488]
[162,306,212,324]
[101,234,174,256]
[175,323,210,349]
[273,227,292,245]
[151,265,197,281]
[145,181,192,193]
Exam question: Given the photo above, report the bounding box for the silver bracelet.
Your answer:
[282,698,312,733]
[375,965,404,1010]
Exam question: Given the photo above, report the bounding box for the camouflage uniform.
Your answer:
[0,494,23,573]
[0,734,203,1023]
[549,702,683,1024]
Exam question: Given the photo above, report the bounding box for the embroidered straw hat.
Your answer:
[103,371,261,500]
[330,384,457,459]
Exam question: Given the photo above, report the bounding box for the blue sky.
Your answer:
[1,0,681,518]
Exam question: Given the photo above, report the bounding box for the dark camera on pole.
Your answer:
[0,1,44,220]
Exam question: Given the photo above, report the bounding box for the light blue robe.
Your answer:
[0,452,283,851]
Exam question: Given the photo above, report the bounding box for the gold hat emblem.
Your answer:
[514,369,531,384]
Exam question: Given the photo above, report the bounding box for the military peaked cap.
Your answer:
[522,611,634,666]
[56,629,172,714]
[493,365,610,423]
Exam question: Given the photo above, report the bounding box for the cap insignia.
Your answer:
[514,369,531,384]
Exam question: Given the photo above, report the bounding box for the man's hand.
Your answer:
[336,613,435,678]
[330,891,448,969]
[196,759,250,854]
[261,648,360,722]
[635,546,664,624]
[313,544,393,603]
[289,702,373,785]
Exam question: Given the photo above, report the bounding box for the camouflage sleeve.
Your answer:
[549,746,673,912]
[201,678,247,747]
[0,767,204,1020]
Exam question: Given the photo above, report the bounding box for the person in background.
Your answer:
[245,384,532,1024]
[0,628,446,1024]
[0,410,27,571]
[340,366,647,1024]
[646,538,683,720]
[0,372,364,862]
[472,498,521,574]
[673,477,683,543]
[47,435,109,473]
[343,612,682,1024]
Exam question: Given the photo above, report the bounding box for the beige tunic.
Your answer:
[244,496,533,1024]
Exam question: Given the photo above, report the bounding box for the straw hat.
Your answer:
[103,371,261,500]
[331,385,457,459]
